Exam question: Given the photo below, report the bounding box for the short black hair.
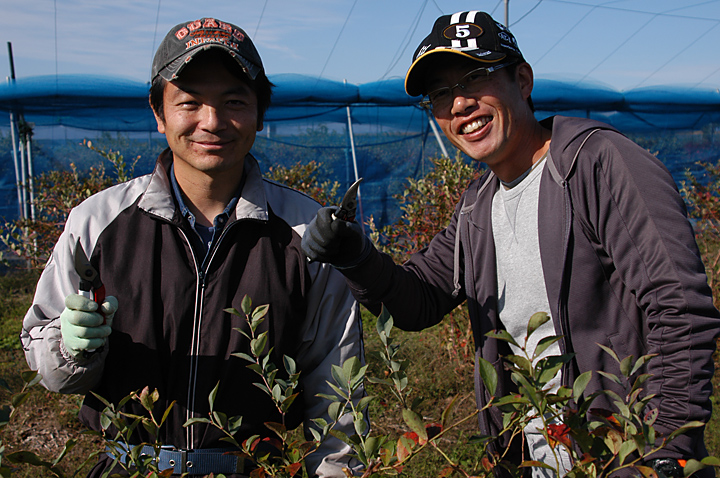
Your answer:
[149,49,274,124]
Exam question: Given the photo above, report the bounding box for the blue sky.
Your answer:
[1,0,719,92]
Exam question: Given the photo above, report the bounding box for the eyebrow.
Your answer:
[172,83,252,97]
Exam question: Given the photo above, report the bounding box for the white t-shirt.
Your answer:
[491,154,571,477]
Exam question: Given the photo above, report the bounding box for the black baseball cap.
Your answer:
[405,11,524,97]
[151,18,264,82]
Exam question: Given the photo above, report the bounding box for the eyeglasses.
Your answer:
[420,61,516,112]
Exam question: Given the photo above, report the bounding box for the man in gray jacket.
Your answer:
[303,10,720,478]
[22,17,363,478]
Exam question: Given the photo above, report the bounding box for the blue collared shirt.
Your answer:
[169,164,242,267]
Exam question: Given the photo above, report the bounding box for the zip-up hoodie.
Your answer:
[21,149,364,477]
[342,116,720,472]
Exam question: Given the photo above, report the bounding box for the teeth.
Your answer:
[461,117,491,134]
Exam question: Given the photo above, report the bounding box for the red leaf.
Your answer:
[261,436,283,451]
[250,468,267,478]
[244,436,261,451]
[547,423,572,449]
[286,462,302,476]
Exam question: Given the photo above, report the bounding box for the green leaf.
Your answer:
[667,420,704,441]
[209,382,220,413]
[251,333,268,357]
[357,396,375,412]
[597,370,623,387]
[264,421,287,438]
[390,371,409,392]
[331,364,348,388]
[161,400,176,426]
[241,295,252,315]
[534,336,563,358]
[364,436,380,458]
[184,417,211,427]
[630,354,656,376]
[252,382,271,395]
[309,427,322,442]
[6,451,50,467]
[597,343,620,363]
[504,355,533,375]
[618,440,637,464]
[520,460,556,470]
[328,401,343,422]
[376,307,394,340]
[441,395,459,429]
[271,384,282,402]
[604,429,622,454]
[537,356,567,384]
[252,304,270,322]
[342,356,362,384]
[100,412,112,431]
[328,429,352,447]
[526,312,551,339]
[573,371,592,403]
[10,392,29,409]
[213,411,228,428]
[354,415,368,435]
[701,456,720,466]
[20,370,39,386]
[619,355,634,378]
[52,438,77,466]
[283,355,297,375]
[477,357,498,396]
[280,393,299,413]
[402,408,428,443]
[683,459,707,477]
[224,307,242,317]
[233,352,256,363]
[485,329,520,348]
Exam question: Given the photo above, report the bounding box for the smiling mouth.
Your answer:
[460,116,492,135]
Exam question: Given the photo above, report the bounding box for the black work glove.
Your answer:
[302,207,372,268]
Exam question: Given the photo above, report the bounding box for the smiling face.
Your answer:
[152,50,261,185]
[427,57,540,181]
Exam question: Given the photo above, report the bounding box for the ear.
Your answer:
[516,62,534,102]
[151,103,166,134]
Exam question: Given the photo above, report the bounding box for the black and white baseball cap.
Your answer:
[405,11,524,96]
[151,17,264,82]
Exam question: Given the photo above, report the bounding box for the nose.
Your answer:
[450,88,477,115]
[198,105,226,132]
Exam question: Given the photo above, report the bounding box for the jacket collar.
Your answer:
[138,148,270,223]
[543,115,619,183]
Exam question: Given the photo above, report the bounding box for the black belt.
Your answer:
[109,443,253,475]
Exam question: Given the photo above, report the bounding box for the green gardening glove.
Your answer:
[60,294,118,360]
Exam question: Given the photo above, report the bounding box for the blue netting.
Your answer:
[0,74,718,226]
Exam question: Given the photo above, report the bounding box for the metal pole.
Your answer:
[505,0,509,27]
[7,42,24,219]
[8,110,22,218]
[26,135,36,221]
[344,79,363,229]
[425,108,449,158]
[19,138,27,219]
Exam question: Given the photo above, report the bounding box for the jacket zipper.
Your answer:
[181,221,239,448]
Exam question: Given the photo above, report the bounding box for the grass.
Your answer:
[1,272,719,477]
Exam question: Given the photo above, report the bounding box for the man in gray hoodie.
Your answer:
[303,9,720,478]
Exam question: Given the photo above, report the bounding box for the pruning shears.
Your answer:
[74,241,106,319]
[332,178,362,222]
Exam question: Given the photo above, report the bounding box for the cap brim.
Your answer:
[404,49,507,97]
[156,45,261,82]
